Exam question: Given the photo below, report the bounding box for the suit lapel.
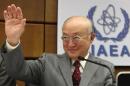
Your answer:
[58,54,73,86]
[80,56,99,86]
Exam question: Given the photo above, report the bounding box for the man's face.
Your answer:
[62,17,94,60]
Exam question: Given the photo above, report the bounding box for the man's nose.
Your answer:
[68,39,75,47]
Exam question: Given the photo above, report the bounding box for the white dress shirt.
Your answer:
[72,53,89,73]
[6,40,20,52]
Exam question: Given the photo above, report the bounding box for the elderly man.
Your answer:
[1,4,116,86]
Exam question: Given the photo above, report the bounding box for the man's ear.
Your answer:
[90,32,96,41]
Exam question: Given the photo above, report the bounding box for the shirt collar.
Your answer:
[80,53,89,69]
[72,53,89,69]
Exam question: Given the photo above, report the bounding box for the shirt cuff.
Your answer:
[6,40,20,52]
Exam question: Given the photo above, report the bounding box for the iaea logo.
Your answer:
[87,4,130,42]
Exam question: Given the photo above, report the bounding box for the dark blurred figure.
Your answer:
[25,83,39,86]
[0,49,16,86]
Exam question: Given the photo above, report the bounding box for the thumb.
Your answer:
[22,18,26,26]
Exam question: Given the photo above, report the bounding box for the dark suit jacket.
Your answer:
[1,45,116,86]
[0,49,16,86]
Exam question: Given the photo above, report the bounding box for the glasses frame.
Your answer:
[61,34,90,43]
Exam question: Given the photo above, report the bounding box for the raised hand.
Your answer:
[3,4,26,46]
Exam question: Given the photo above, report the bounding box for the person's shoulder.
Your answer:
[39,53,65,61]
[90,54,114,67]
[42,53,57,57]
[37,53,66,66]
[97,57,113,66]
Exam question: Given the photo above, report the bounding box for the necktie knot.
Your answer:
[73,60,80,67]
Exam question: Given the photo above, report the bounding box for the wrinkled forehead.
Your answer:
[62,16,92,34]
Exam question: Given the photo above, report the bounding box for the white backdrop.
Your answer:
[57,0,130,66]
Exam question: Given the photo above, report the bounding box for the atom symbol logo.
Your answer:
[97,4,121,35]
[87,4,129,41]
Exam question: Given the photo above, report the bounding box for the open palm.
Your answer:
[4,4,26,45]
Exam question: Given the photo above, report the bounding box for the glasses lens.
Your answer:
[61,35,81,43]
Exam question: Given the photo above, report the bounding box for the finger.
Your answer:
[22,18,26,26]
[7,5,13,19]
[20,18,26,33]
[16,7,23,19]
[11,4,17,18]
[3,10,10,21]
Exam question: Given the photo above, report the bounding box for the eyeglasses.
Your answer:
[61,35,88,43]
